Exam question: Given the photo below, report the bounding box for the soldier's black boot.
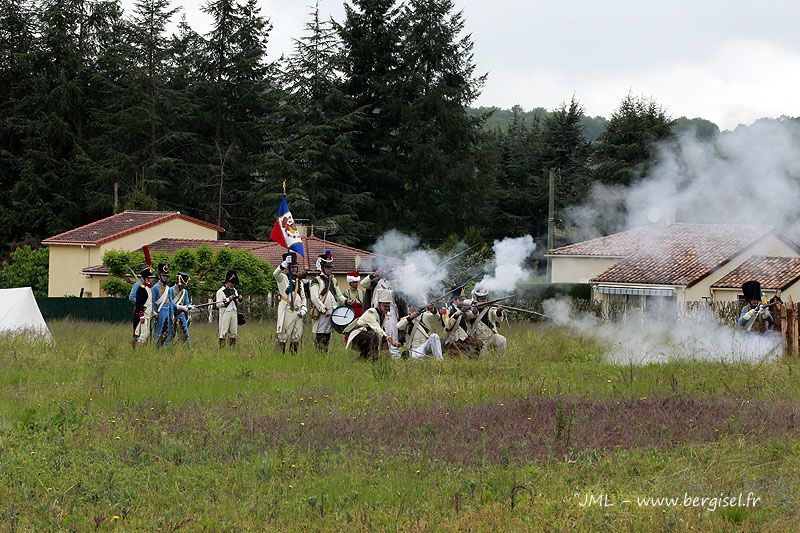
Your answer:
[290,341,299,355]
[277,341,286,353]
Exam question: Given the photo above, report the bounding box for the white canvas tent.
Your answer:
[0,287,52,341]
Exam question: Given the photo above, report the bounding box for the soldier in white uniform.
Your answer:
[467,288,507,355]
[274,252,308,354]
[344,290,399,359]
[309,257,345,351]
[360,263,402,357]
[132,266,156,348]
[216,270,243,347]
[442,294,482,357]
[397,304,443,360]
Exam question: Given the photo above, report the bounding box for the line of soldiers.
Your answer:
[131,262,242,348]
[274,251,508,360]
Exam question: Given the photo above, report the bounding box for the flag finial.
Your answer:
[282,179,286,195]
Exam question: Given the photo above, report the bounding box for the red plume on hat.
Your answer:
[142,245,151,266]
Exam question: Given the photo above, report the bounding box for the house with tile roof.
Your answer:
[79,236,391,292]
[547,223,800,307]
[44,211,389,297]
[43,211,224,297]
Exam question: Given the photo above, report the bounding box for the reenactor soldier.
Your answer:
[360,260,403,358]
[442,294,482,357]
[467,288,507,355]
[274,252,308,354]
[345,289,400,359]
[133,266,156,348]
[309,257,345,351]
[152,262,173,346]
[738,280,773,333]
[397,304,444,360]
[216,270,243,347]
[170,272,194,345]
[344,271,365,318]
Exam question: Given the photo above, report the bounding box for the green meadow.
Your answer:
[1,320,799,531]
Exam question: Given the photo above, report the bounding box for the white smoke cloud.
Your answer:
[477,235,537,295]
[370,230,447,306]
[566,118,800,240]
[544,298,781,364]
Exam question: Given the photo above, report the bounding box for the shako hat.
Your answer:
[157,262,170,276]
[347,271,361,283]
[140,265,155,279]
[282,251,298,266]
[742,280,762,301]
[375,288,393,305]
[226,270,239,285]
[177,272,190,285]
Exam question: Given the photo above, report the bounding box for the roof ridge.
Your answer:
[43,211,174,243]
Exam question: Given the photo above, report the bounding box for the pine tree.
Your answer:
[196,0,275,236]
[594,93,675,186]
[392,0,488,241]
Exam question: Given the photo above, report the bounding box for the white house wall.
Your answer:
[550,256,621,284]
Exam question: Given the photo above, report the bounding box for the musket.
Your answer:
[435,243,481,268]
[426,273,483,306]
[501,305,551,319]
[457,295,514,312]
[192,300,227,309]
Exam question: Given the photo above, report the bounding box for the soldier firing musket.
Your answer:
[464,288,508,355]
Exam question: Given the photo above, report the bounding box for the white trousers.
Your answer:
[411,333,443,360]
[219,309,238,338]
[481,333,507,355]
[385,312,400,357]
[277,302,303,342]
[135,316,151,345]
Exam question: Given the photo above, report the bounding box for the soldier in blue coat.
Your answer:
[151,262,174,346]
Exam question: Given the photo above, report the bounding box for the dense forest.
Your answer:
[0,0,769,257]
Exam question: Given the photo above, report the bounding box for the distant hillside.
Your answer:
[469,106,724,142]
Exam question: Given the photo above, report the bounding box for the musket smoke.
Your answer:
[477,235,536,294]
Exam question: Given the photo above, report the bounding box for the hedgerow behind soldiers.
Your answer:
[216,270,243,347]
[133,266,156,348]
[170,272,194,345]
[309,256,345,351]
[274,252,308,354]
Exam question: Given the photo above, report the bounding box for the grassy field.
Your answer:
[1,320,799,531]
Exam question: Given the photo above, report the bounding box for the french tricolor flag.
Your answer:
[269,196,305,257]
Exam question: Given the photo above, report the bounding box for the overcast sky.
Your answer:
[122,0,800,130]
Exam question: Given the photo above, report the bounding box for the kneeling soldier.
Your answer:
[468,288,507,355]
[397,304,443,360]
[344,290,399,359]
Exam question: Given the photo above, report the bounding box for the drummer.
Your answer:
[343,271,365,319]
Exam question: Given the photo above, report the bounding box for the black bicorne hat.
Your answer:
[226,270,239,284]
[283,251,298,266]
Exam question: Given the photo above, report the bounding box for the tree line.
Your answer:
[1,0,715,255]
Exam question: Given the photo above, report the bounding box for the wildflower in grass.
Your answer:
[47,487,52,491]
[299,397,304,402]
[115,436,120,440]
[291,464,296,468]
[30,451,35,455]
[288,484,293,489]
[300,422,305,427]
[415,470,421,475]
[607,379,612,383]
[479,426,485,431]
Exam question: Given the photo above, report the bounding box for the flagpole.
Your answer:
[283,179,294,306]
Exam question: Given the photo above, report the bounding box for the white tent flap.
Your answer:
[0,287,52,341]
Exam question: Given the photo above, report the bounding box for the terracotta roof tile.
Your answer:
[590,224,775,287]
[43,211,224,245]
[548,226,655,256]
[711,256,800,290]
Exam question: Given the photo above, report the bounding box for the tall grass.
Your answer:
[0,320,798,530]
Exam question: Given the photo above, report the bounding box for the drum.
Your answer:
[331,305,356,334]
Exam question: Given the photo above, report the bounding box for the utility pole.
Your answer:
[546,169,556,282]
[113,182,119,214]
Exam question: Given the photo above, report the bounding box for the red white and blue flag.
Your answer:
[269,196,305,257]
